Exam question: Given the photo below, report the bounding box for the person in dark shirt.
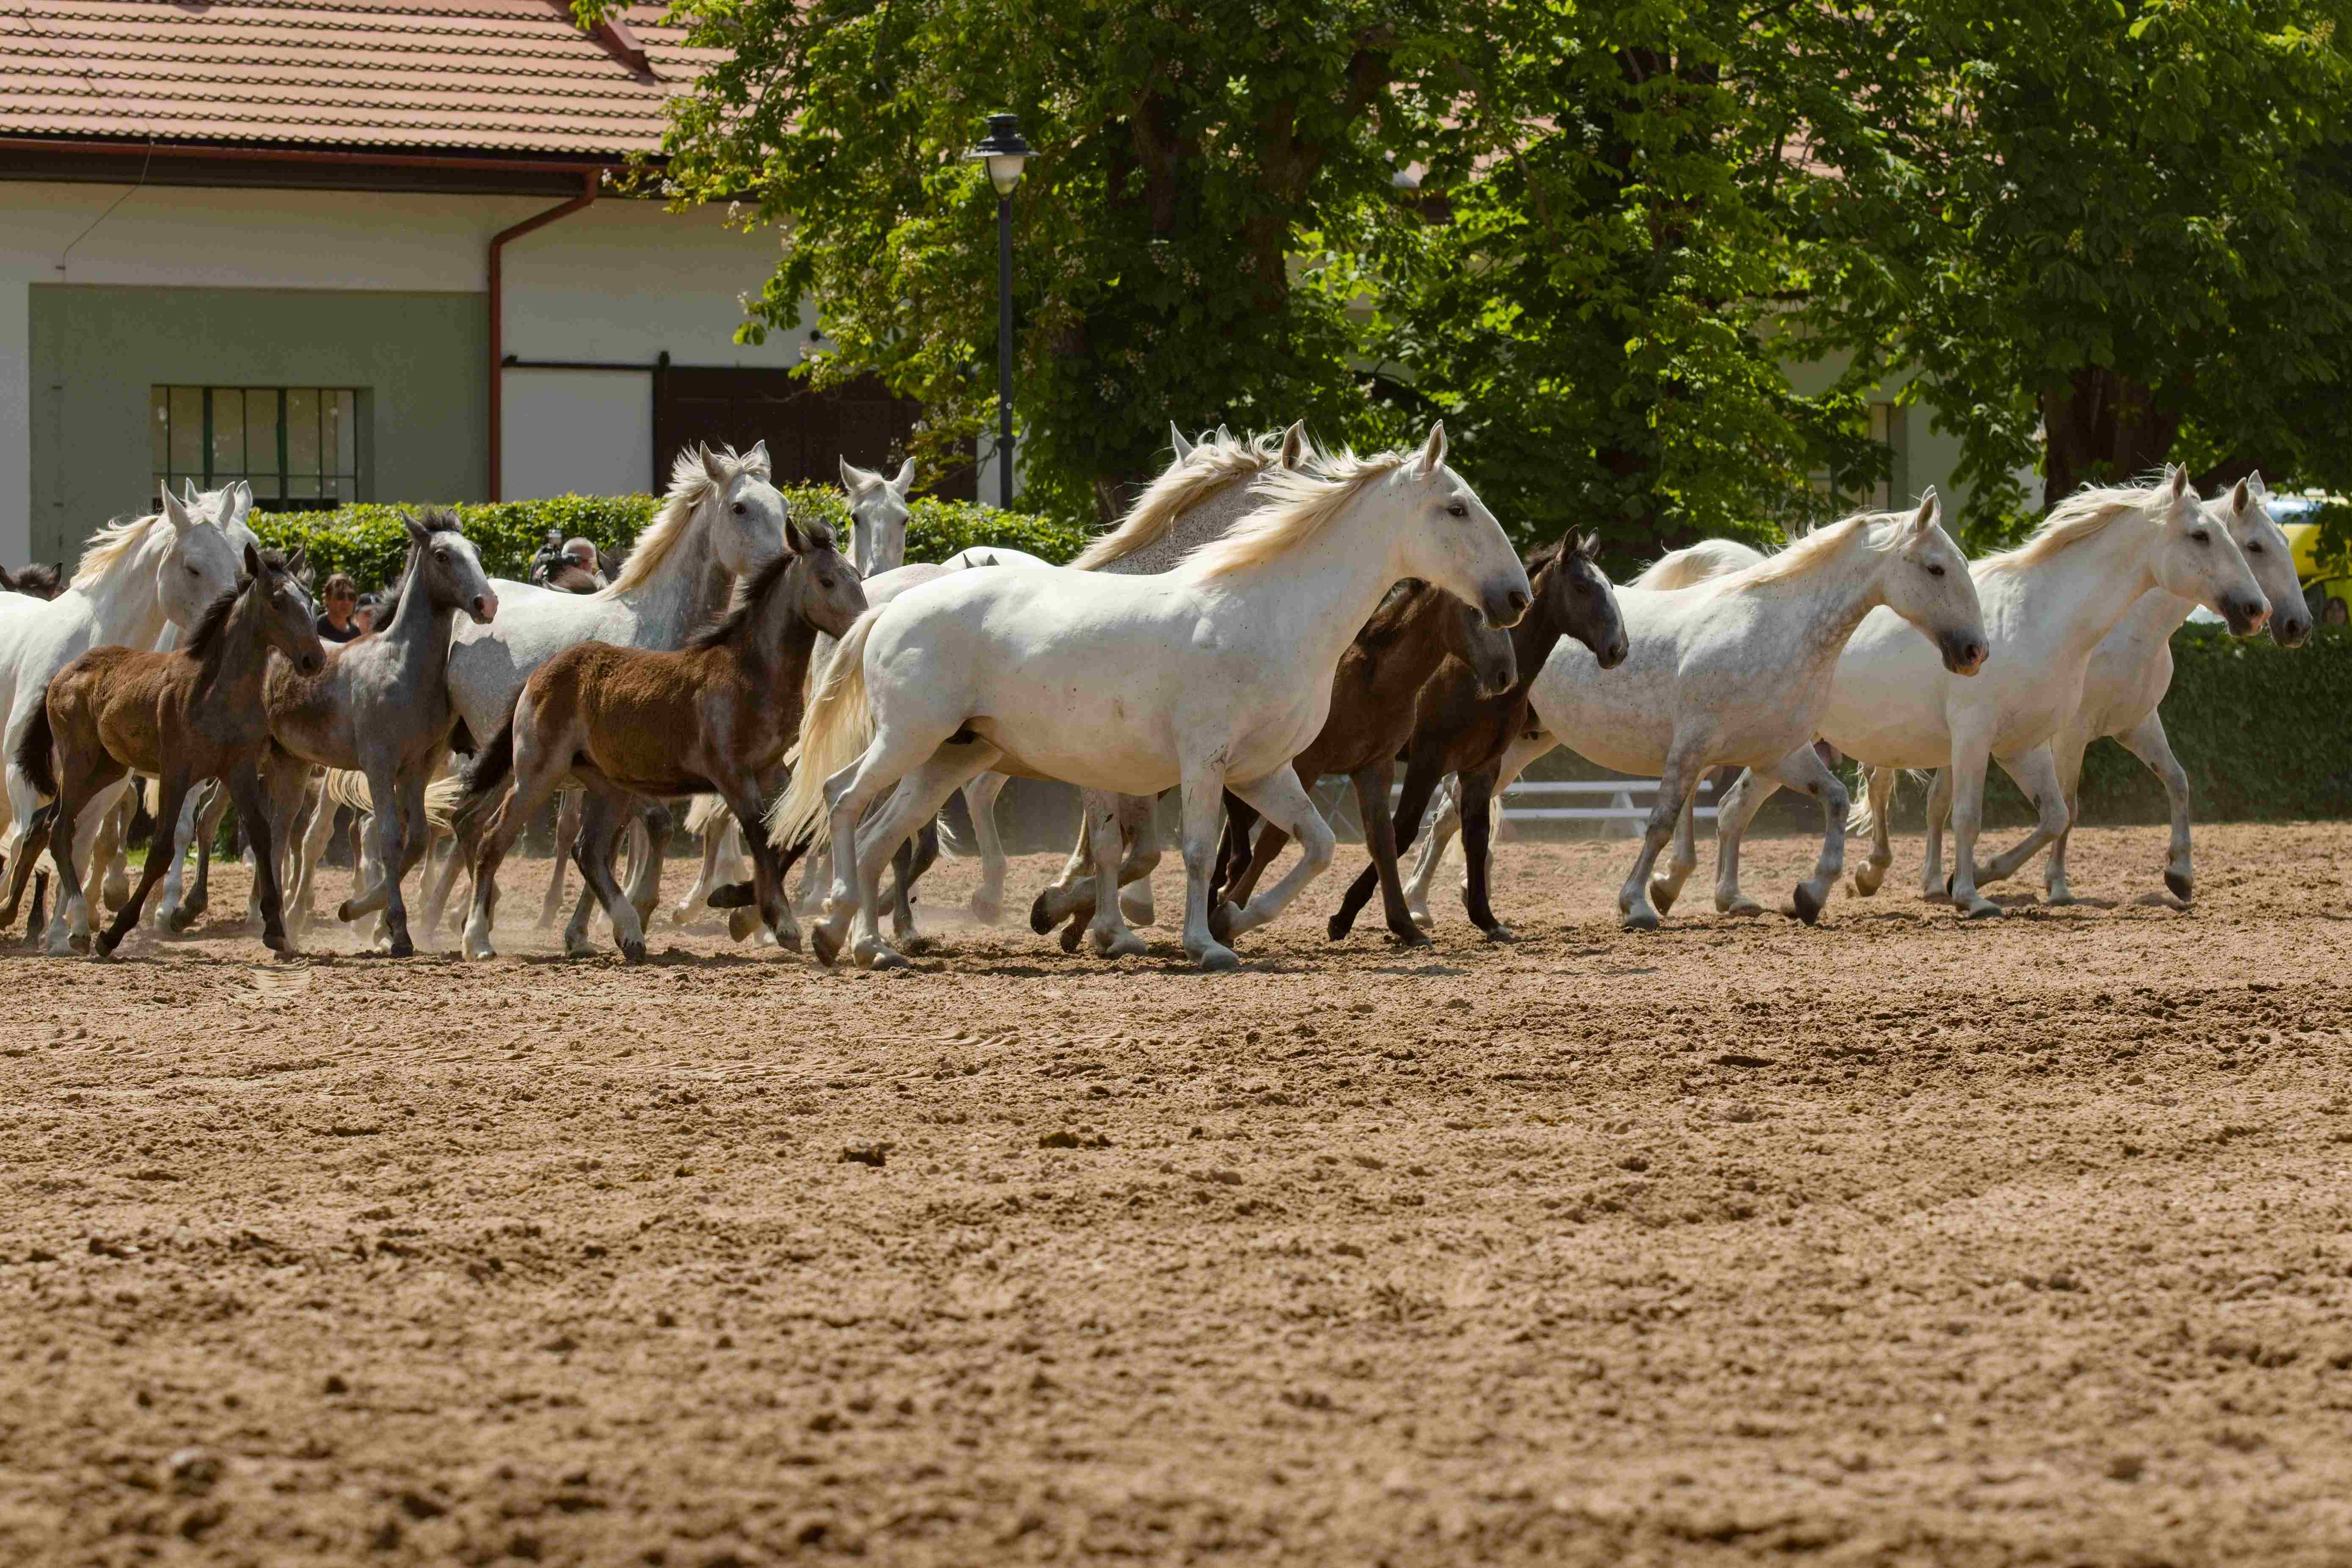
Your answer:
[317,573,362,643]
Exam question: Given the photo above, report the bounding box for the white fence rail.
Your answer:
[1304,775,1714,838]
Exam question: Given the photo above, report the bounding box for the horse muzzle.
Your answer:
[2273,610,2311,648]
[1482,582,1531,629]
[472,592,500,625]
[297,651,326,676]
[2222,595,2270,638]
[1596,635,1629,671]
[1941,634,1989,676]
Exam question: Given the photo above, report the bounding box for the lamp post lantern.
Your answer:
[967,113,1032,509]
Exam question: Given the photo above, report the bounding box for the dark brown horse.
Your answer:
[454,519,863,962]
[1206,580,1516,947]
[14,545,325,956]
[1322,532,1626,944]
[2,562,64,599]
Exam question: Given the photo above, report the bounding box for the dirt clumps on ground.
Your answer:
[1,820,2349,1564]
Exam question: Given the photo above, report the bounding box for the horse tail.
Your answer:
[421,775,465,832]
[683,793,729,838]
[453,719,516,827]
[325,768,374,817]
[767,609,880,851]
[12,702,55,799]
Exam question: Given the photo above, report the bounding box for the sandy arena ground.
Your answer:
[2,820,2351,1566]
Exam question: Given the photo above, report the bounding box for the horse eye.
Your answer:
[1445,502,1469,519]
[2191,529,2211,544]
[732,502,747,516]
[1927,563,1946,577]
[2246,542,2263,554]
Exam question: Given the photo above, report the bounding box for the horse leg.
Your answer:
[1756,742,1851,925]
[829,745,998,971]
[94,776,190,958]
[962,772,1011,925]
[1344,759,1426,946]
[1850,767,1898,896]
[1620,744,1704,931]
[1210,767,1331,942]
[0,807,48,933]
[1329,754,1441,943]
[1920,768,1954,900]
[1079,792,1147,958]
[357,762,417,956]
[1029,797,1106,936]
[624,804,668,930]
[1977,745,2072,894]
[537,789,579,928]
[1457,768,1515,940]
[464,713,566,961]
[566,787,646,962]
[881,822,939,948]
[1116,794,1160,927]
[1400,774,1458,930]
[93,793,130,912]
[1212,795,1258,908]
[1175,761,1238,972]
[1709,767,1779,917]
[1223,793,1291,912]
[1943,726,2003,919]
[226,763,295,956]
[675,807,726,924]
[1648,790,1701,916]
[50,775,131,955]
[2112,710,2193,904]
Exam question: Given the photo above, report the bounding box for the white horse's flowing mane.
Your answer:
[1725,507,1899,588]
[1071,429,1290,571]
[69,511,166,591]
[1176,444,1410,581]
[1980,479,2164,576]
[598,444,770,600]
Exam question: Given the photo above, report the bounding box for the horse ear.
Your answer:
[889,456,916,495]
[224,479,253,527]
[241,541,263,581]
[160,487,194,532]
[286,545,309,582]
[782,514,810,555]
[1414,422,1448,480]
[2230,476,2252,515]
[1215,423,1234,445]
[1169,422,1195,462]
[2245,469,2268,502]
[743,439,772,478]
[0,564,16,591]
[1912,487,1940,533]
[700,444,730,485]
[2168,465,2189,500]
[1280,420,1309,470]
[181,478,202,507]
[1577,530,1601,561]
[403,508,433,544]
[838,456,874,492]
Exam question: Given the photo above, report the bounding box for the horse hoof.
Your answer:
[1208,901,1243,944]
[1407,906,1433,931]
[810,925,842,967]
[1648,879,1680,916]
[1479,924,1516,944]
[2044,890,2076,908]
[1029,891,1063,935]
[1195,943,1240,972]
[2164,870,2193,903]
[773,924,802,952]
[969,895,1003,927]
[1964,899,2004,920]
[620,937,646,965]
[1620,908,1660,932]
[91,932,120,959]
[1089,927,1147,959]
[463,936,496,962]
[1789,883,1824,925]
[707,881,755,909]
[858,941,908,972]
[1118,889,1156,927]
[727,908,759,944]
[900,933,938,955]
[387,935,415,959]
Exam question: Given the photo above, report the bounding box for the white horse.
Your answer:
[1905,472,2310,905]
[840,457,916,578]
[1410,495,1986,931]
[1714,467,2272,917]
[432,443,790,956]
[0,487,247,930]
[770,425,1532,972]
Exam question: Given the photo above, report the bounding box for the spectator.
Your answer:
[2325,596,2348,628]
[317,573,362,642]
[353,592,382,636]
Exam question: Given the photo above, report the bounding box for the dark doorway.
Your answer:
[651,367,974,499]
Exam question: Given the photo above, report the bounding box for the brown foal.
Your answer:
[455,519,864,962]
[14,545,325,956]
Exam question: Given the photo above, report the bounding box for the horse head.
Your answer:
[839,455,915,579]
[1877,490,1988,676]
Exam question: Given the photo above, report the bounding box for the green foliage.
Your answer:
[247,491,1080,591]
[1805,0,2352,543]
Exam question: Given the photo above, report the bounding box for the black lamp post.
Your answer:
[967,112,1033,509]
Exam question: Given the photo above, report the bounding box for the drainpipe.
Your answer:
[488,169,599,501]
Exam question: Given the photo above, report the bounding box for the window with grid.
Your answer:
[151,387,362,510]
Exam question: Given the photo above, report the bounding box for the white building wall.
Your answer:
[0,179,825,527]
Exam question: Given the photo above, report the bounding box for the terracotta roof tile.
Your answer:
[0,0,721,157]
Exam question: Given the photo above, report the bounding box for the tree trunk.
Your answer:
[2040,367,2181,510]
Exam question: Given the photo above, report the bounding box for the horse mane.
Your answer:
[686,522,838,650]
[598,445,766,599]
[1979,479,2164,575]
[1631,537,1763,589]
[1176,445,1411,581]
[1724,509,1897,588]
[413,506,463,536]
[1071,429,1289,571]
[70,512,164,590]
[183,548,291,663]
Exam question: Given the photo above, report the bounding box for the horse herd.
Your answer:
[0,419,2303,972]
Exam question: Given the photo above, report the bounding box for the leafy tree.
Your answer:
[593,0,1481,524]
[1804,0,2352,539]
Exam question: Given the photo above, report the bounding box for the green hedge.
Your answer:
[245,489,1089,591]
